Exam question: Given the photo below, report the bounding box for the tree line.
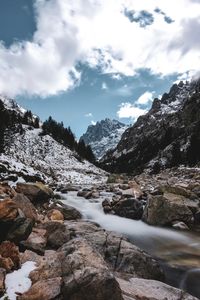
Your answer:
[0,100,96,163]
[42,116,96,163]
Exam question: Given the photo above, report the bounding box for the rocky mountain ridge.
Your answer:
[81,118,128,159]
[101,79,200,174]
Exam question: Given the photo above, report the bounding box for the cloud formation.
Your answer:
[136,91,154,105]
[0,0,199,97]
[117,102,146,120]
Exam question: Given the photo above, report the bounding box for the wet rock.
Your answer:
[16,183,53,203]
[13,194,38,221]
[47,209,64,222]
[0,268,5,295]
[143,194,193,226]
[60,184,80,192]
[17,277,62,300]
[0,241,20,271]
[103,205,112,214]
[112,198,143,220]
[172,221,189,230]
[59,238,123,300]
[77,190,100,199]
[0,198,18,222]
[117,277,198,300]
[102,198,110,207]
[6,217,34,243]
[49,201,81,220]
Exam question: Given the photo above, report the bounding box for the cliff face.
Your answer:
[101,79,200,174]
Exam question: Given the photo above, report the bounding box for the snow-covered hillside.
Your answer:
[81,119,128,159]
[0,96,107,185]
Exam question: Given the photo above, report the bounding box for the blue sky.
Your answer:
[0,0,199,138]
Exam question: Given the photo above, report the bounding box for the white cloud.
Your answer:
[102,82,108,90]
[91,120,96,125]
[117,102,146,120]
[85,112,93,117]
[0,0,199,97]
[111,73,122,80]
[136,91,154,105]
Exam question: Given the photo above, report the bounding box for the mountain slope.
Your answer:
[101,79,200,174]
[81,118,128,159]
[0,96,107,184]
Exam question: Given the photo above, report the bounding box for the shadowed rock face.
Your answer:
[101,79,200,174]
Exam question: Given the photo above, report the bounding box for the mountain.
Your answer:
[80,118,128,159]
[101,79,200,174]
[0,96,107,184]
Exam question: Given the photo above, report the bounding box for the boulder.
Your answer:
[6,217,34,243]
[59,238,123,300]
[20,228,47,254]
[16,183,53,202]
[17,277,62,300]
[65,221,163,280]
[48,201,81,220]
[0,255,14,272]
[0,198,18,222]
[117,277,198,300]
[13,194,38,221]
[143,194,193,226]
[21,250,64,283]
[47,209,64,222]
[0,241,20,271]
[0,241,20,269]
[38,222,71,249]
[112,197,143,220]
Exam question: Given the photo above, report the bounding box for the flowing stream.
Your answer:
[62,191,200,298]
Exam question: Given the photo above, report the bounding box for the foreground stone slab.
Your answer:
[117,277,198,300]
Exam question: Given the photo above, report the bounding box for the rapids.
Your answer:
[62,191,200,298]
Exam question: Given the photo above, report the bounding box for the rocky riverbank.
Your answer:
[0,170,199,299]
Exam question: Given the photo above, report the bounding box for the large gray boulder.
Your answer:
[143,193,193,226]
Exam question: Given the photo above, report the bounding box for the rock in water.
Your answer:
[143,194,193,226]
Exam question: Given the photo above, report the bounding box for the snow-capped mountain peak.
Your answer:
[81,118,128,159]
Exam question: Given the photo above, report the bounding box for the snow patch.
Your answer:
[1,261,36,300]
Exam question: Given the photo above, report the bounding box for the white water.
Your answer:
[62,191,200,298]
[62,192,200,255]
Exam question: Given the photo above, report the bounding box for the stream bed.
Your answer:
[62,191,200,298]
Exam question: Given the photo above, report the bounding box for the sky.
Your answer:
[0,0,199,138]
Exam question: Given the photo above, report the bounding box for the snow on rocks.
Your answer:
[1,261,36,300]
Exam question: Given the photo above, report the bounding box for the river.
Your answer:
[62,191,200,298]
